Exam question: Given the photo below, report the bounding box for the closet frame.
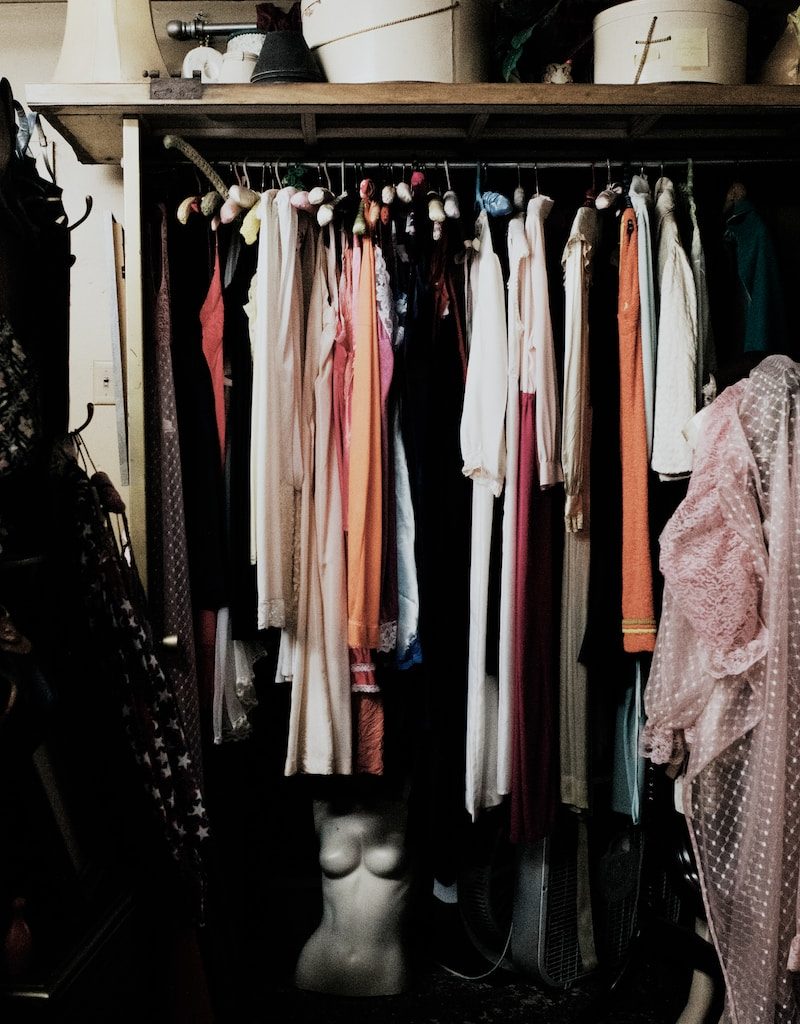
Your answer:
[25,79,800,577]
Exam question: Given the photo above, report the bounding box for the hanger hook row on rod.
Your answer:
[153,152,800,175]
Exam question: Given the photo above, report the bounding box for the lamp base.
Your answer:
[53,0,168,84]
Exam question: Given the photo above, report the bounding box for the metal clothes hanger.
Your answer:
[595,157,623,210]
[583,162,597,207]
[481,162,512,217]
[396,163,412,204]
[381,163,396,206]
[443,160,460,219]
[513,164,525,212]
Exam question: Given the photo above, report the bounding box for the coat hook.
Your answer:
[68,194,93,232]
[70,402,95,435]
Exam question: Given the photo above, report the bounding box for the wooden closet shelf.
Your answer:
[26,80,800,165]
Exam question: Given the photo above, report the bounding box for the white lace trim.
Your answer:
[350,662,375,674]
[220,713,252,743]
[258,598,286,630]
[235,676,258,709]
[375,246,397,342]
[351,682,380,694]
[377,619,397,654]
[640,723,683,766]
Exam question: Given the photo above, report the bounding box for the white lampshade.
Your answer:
[53,0,169,83]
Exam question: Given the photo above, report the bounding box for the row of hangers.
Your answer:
[161,134,762,245]
[161,134,599,244]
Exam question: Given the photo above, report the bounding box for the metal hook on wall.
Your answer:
[70,401,95,435]
[68,194,93,232]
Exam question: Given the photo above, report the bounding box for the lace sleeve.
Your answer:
[658,383,768,679]
[641,384,767,774]
[640,720,685,768]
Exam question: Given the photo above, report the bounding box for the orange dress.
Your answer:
[617,209,656,653]
[347,234,383,650]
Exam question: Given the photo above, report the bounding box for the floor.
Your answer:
[262,953,695,1024]
[236,886,713,1024]
[199,704,717,1024]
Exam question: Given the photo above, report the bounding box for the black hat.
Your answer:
[250,30,324,83]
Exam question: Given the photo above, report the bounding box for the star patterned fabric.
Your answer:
[59,451,209,917]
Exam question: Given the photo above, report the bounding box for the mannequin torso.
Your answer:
[294,796,410,996]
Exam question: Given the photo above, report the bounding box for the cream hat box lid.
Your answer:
[300,0,488,84]
[592,0,748,85]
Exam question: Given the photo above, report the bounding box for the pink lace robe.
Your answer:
[642,355,800,1024]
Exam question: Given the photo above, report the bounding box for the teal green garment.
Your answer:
[724,198,786,355]
[611,660,645,824]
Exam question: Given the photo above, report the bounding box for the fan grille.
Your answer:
[543,836,583,985]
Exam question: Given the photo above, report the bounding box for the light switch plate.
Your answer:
[92,360,115,405]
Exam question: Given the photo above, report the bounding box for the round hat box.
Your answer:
[592,0,748,85]
[300,0,488,84]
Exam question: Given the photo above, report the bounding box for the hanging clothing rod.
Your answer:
[387,158,800,168]
[150,156,800,171]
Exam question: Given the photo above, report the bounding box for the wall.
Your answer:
[0,2,270,496]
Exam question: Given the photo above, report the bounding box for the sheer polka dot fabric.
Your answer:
[642,356,800,1024]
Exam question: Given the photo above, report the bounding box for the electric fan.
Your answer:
[456,810,648,987]
[511,812,643,986]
